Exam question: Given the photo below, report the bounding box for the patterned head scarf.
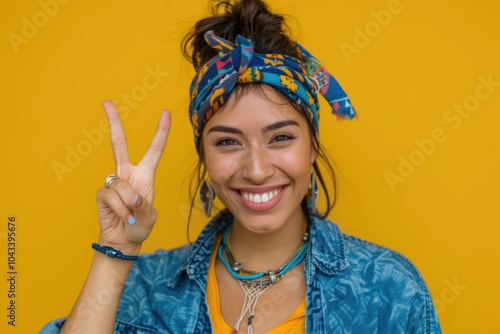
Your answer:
[189,30,356,151]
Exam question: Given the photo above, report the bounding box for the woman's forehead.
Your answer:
[206,87,306,128]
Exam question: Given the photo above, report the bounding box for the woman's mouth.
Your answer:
[234,186,287,211]
[240,188,282,204]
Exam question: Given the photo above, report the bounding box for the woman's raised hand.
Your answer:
[95,100,171,251]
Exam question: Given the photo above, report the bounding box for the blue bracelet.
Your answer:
[92,243,139,261]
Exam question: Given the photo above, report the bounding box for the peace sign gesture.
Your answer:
[95,101,171,252]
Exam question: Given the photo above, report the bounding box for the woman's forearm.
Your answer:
[60,246,139,334]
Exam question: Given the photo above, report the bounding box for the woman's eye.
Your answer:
[216,138,239,146]
[272,134,294,143]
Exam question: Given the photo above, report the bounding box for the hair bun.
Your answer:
[183,0,300,70]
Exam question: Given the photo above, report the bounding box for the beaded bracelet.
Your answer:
[91,243,139,261]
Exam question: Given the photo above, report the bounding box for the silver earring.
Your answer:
[200,179,215,218]
[308,172,319,214]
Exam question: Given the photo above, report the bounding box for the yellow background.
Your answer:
[1,0,499,332]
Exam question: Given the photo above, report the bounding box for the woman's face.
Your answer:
[202,85,315,234]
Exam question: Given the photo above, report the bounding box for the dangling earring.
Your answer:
[308,172,319,214]
[200,179,215,218]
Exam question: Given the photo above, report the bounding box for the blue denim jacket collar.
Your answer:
[305,213,350,284]
[169,210,350,288]
[169,211,231,288]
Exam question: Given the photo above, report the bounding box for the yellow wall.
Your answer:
[1,0,498,332]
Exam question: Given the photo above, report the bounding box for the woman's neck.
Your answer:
[226,214,308,272]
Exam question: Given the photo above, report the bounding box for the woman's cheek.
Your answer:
[280,150,310,172]
[206,153,240,185]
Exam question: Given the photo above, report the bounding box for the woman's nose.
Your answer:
[241,147,274,183]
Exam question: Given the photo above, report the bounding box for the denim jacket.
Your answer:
[40,212,441,333]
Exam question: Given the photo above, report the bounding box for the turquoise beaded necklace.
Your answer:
[218,224,309,285]
[217,223,309,334]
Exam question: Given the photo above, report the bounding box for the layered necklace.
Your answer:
[217,224,309,334]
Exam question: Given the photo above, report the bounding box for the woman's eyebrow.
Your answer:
[263,120,299,133]
[207,125,243,135]
[207,119,299,135]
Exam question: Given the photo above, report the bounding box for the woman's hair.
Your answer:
[182,0,339,235]
[182,0,301,71]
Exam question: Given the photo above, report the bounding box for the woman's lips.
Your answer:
[240,187,281,204]
[233,185,288,211]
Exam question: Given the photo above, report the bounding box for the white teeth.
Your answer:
[241,188,281,204]
[254,194,262,203]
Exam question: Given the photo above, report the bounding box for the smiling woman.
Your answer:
[39,0,441,333]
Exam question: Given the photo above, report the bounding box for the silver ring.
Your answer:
[105,174,120,189]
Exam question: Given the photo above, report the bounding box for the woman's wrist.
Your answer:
[95,238,142,258]
[92,243,140,261]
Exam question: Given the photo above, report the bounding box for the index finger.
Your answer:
[102,100,130,169]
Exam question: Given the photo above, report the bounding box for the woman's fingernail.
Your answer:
[134,195,141,206]
[126,214,136,225]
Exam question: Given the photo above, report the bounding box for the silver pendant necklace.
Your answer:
[217,224,309,333]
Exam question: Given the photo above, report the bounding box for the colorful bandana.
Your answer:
[189,30,356,150]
